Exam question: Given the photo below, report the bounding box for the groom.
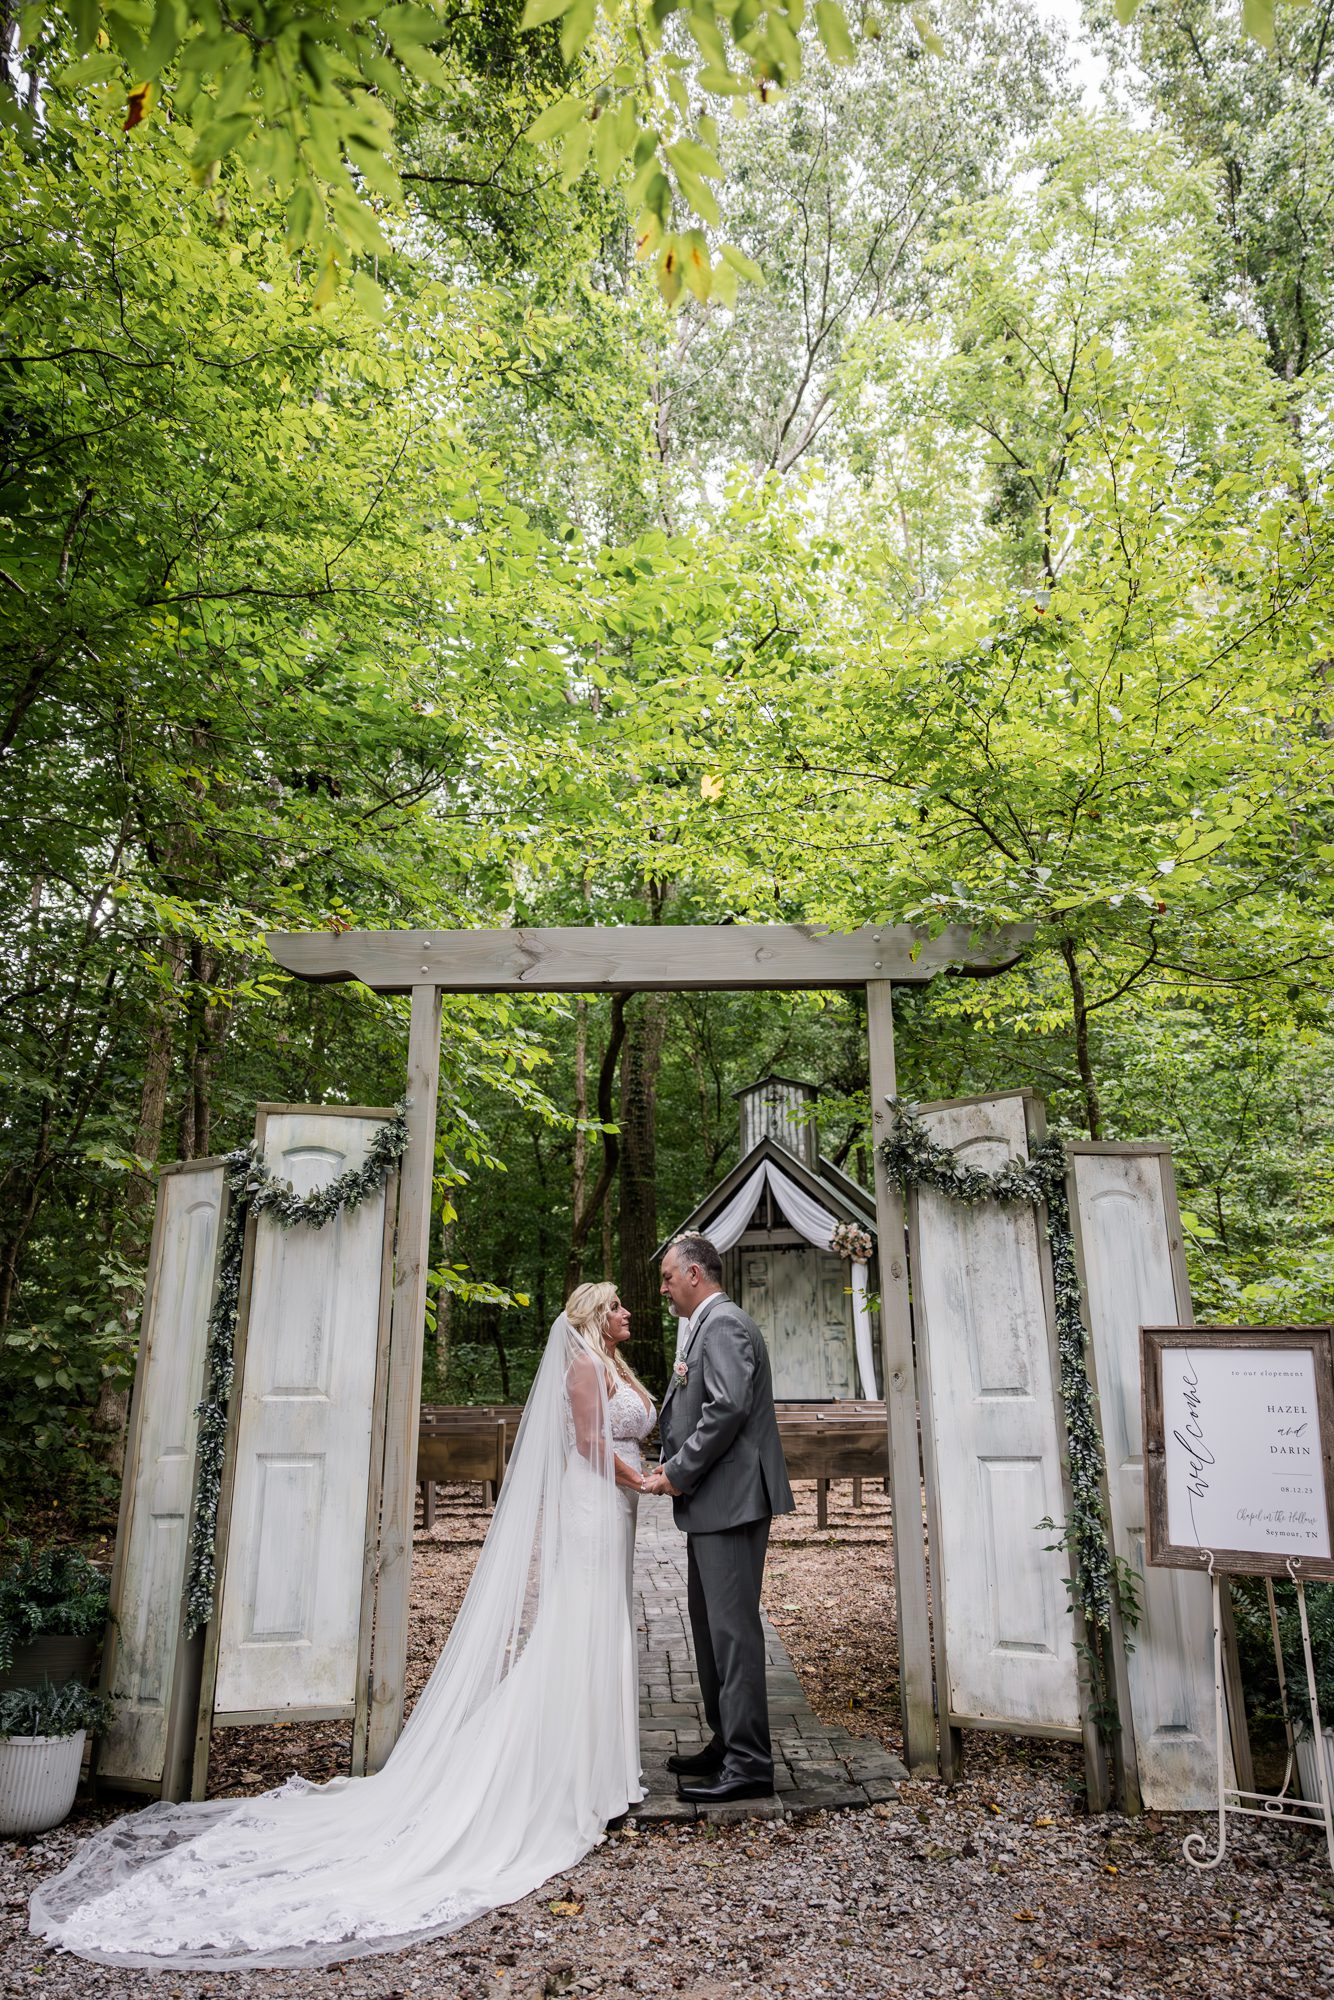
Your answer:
[641,1232,795,1802]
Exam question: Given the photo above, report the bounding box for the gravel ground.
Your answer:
[3,1482,1332,2000]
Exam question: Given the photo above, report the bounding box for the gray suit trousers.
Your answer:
[686,1515,772,1783]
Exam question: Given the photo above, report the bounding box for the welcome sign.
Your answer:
[1142,1327,1334,1579]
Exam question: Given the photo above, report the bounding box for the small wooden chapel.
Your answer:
[658,1075,881,1401]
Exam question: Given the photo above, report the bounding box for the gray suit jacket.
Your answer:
[658,1294,795,1534]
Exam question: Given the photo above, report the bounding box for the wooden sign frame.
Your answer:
[1142,1325,1334,1580]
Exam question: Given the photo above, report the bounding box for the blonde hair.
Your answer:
[564,1280,647,1395]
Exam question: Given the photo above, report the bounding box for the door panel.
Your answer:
[215,1113,390,1717]
[912,1097,1081,1732]
[1072,1148,1217,1808]
[100,1165,224,1790]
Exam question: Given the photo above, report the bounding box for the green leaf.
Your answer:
[667,135,723,180]
[285,180,318,245]
[1242,0,1275,47]
[351,270,388,320]
[593,109,629,185]
[378,4,444,45]
[711,256,738,308]
[559,0,595,65]
[523,95,585,145]
[51,49,122,87]
[815,0,856,64]
[519,0,575,25]
[673,162,720,226]
[910,9,945,56]
[345,132,403,200]
[143,0,184,78]
[69,0,100,54]
[1113,0,1142,22]
[719,242,764,284]
[559,116,593,187]
[190,111,253,171]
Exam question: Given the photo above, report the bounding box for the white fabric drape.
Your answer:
[31,1315,635,1970]
[685,1158,879,1398]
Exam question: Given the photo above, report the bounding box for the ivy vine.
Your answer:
[879,1101,1141,1735]
[184,1107,410,1637]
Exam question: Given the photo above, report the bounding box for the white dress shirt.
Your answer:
[675,1287,725,1362]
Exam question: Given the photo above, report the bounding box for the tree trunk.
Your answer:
[617,992,668,1390]
[99,937,188,1470]
[1060,936,1102,1140]
[565,995,628,1297]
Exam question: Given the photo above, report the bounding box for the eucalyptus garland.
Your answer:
[879,1102,1138,1730]
[184,1106,410,1636]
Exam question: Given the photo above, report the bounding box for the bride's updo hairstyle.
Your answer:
[564,1280,648,1397]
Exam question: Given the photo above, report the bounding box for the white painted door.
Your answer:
[912,1096,1082,1733]
[1071,1147,1218,1809]
[215,1112,390,1717]
[101,1164,223,1789]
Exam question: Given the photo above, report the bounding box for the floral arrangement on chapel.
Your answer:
[829,1221,872,1261]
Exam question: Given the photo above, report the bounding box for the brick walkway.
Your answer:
[631,1498,905,1823]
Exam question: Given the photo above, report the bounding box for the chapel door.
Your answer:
[818,1260,855,1399]
[767,1245,824,1397]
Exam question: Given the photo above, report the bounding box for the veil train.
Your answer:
[30,1313,634,1969]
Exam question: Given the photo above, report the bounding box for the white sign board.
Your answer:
[1144,1328,1334,1579]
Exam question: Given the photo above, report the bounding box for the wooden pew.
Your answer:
[416,1400,890,1531]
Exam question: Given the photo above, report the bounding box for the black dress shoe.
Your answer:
[666,1743,726,1777]
[676,1773,775,1804]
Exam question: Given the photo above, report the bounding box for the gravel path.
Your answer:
[3,1482,1331,1999]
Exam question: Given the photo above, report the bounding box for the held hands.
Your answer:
[640,1468,680,1497]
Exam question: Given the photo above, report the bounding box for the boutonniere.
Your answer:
[672,1359,689,1387]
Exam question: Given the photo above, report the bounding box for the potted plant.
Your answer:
[0,1541,109,1693]
[0,1680,111,1836]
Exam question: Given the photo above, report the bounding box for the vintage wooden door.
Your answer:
[209,1107,394,1728]
[99,1161,226,1796]
[1070,1144,1218,1810]
[909,1093,1084,1743]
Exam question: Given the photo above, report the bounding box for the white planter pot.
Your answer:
[0,1730,86,1836]
[1295,1727,1334,1811]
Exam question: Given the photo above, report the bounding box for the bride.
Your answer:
[31,1282,657,1969]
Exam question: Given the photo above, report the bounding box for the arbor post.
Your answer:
[866,979,939,1775]
[366,982,442,1770]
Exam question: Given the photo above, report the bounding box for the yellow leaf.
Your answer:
[312,255,339,310]
[1033,1815,1053,1826]
[682,228,711,303]
[1013,1909,1037,1922]
[700,773,724,801]
[635,210,664,261]
[656,236,683,306]
[549,1897,584,1916]
[123,81,152,130]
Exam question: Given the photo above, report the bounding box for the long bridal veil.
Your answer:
[31,1313,635,1969]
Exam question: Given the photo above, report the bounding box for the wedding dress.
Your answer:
[608,1374,656,1802]
[31,1315,642,1969]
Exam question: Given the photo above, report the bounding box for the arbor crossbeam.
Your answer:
[266,921,1031,994]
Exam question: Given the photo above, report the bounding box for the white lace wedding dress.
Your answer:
[31,1317,650,1970]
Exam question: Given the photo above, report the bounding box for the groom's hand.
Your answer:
[641,1469,680,1497]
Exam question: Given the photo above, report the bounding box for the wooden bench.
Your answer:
[416,1400,890,1532]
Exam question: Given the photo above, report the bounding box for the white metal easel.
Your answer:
[1185,1552,1334,1877]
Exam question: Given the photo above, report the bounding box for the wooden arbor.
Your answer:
[266,920,1029,1775]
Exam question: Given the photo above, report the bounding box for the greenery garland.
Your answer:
[879,1101,1140,1732]
[184,1107,410,1637]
